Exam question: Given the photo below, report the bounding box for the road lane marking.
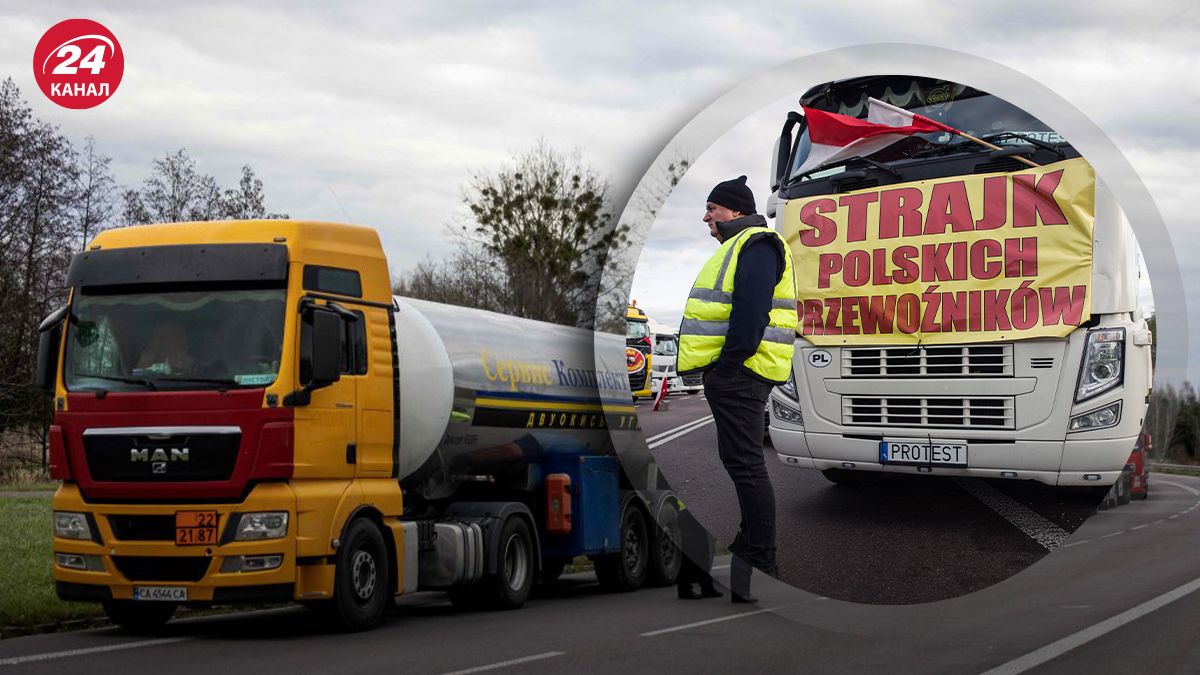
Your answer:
[978,574,1200,675]
[1158,479,1200,496]
[0,637,190,666]
[1061,539,1090,548]
[1099,531,1123,539]
[640,608,777,637]
[648,416,716,449]
[439,651,566,675]
[953,478,1070,550]
[646,415,714,444]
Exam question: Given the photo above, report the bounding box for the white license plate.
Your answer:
[880,439,968,467]
[132,586,187,602]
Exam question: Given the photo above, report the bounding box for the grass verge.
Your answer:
[0,495,104,637]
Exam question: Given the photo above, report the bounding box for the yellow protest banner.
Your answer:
[780,157,1095,345]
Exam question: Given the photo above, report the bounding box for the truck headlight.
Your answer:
[772,398,804,426]
[233,512,289,541]
[1076,328,1124,403]
[1069,401,1121,432]
[777,369,799,401]
[53,511,93,540]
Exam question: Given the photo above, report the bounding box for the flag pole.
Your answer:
[949,131,1041,168]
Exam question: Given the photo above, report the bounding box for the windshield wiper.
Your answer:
[74,373,158,391]
[153,376,242,388]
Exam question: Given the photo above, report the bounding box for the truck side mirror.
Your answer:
[771,111,803,191]
[34,306,67,393]
[300,307,343,389]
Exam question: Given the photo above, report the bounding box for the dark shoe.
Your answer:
[731,591,758,604]
[699,580,724,599]
[677,584,701,600]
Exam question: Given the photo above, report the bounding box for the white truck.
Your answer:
[765,76,1152,489]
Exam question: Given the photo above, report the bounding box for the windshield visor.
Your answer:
[64,288,287,392]
[789,77,1062,181]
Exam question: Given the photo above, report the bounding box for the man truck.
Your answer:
[765,76,1153,489]
[37,220,680,632]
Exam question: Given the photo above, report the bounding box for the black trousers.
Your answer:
[704,366,777,574]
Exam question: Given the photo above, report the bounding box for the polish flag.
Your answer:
[794,98,960,176]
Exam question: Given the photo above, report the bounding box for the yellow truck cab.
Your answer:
[625,304,653,399]
[38,220,679,632]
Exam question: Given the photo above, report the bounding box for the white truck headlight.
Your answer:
[233,512,289,541]
[53,511,93,540]
[777,369,799,401]
[1076,328,1124,403]
[772,398,804,426]
[1069,401,1121,432]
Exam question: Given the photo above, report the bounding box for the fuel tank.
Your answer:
[393,298,638,500]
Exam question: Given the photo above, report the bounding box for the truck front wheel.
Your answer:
[102,600,176,632]
[595,504,648,592]
[326,518,390,631]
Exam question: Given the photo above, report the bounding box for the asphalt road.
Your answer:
[639,393,1107,604]
[2,472,1198,673]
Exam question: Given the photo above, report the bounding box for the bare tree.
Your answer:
[74,135,115,247]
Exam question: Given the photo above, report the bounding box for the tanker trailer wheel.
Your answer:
[451,516,535,610]
[326,517,389,631]
[646,505,682,587]
[595,504,648,592]
[102,600,176,633]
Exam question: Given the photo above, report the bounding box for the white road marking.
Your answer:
[1062,539,1090,548]
[0,637,190,666]
[1100,531,1123,539]
[648,416,716,449]
[645,415,714,444]
[1131,524,1148,530]
[439,651,566,675]
[953,478,1070,550]
[640,608,777,637]
[978,574,1200,675]
[1158,479,1200,497]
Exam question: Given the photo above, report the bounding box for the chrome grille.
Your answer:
[842,396,1015,430]
[841,345,1013,378]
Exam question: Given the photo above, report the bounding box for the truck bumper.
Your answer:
[774,427,1136,487]
[51,482,307,605]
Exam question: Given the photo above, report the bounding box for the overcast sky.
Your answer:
[1,2,1196,379]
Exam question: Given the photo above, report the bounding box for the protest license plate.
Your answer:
[132,586,187,601]
[175,510,219,545]
[879,439,968,467]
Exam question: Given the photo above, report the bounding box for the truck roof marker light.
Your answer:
[273,237,286,242]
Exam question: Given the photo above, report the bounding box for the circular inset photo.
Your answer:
[622,73,1156,604]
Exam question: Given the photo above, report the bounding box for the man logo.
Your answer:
[807,349,832,368]
[152,462,167,474]
[130,448,189,462]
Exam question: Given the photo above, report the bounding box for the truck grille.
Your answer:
[82,427,241,482]
[112,556,211,582]
[842,396,1015,430]
[681,373,703,387]
[108,515,176,541]
[841,345,1012,378]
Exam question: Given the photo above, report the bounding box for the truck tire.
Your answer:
[102,600,176,632]
[595,504,648,592]
[450,516,535,610]
[646,508,682,587]
[1116,473,1132,506]
[821,468,883,486]
[326,517,390,631]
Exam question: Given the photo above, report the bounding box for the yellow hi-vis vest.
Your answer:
[677,226,797,383]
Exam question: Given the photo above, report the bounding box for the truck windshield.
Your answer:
[626,320,650,341]
[64,288,287,392]
[789,76,1063,181]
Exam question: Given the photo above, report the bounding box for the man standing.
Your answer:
[677,176,797,603]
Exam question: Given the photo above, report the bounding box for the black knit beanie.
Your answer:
[707,175,756,215]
